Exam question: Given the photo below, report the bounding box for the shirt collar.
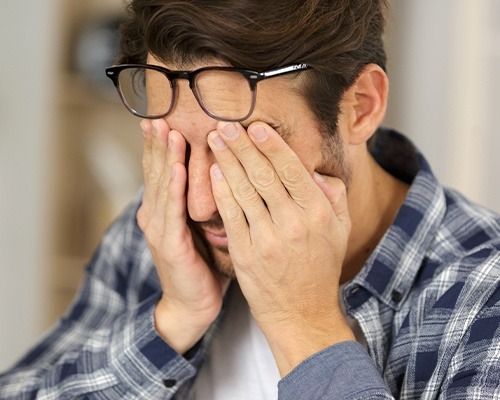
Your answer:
[344,128,447,312]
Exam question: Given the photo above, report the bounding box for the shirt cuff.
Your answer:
[106,293,200,396]
[278,341,393,400]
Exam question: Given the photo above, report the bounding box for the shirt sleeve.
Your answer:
[0,198,205,399]
[278,341,394,400]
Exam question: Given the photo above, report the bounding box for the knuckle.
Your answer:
[234,138,253,153]
[224,202,244,221]
[145,159,164,181]
[143,219,164,245]
[257,239,275,259]
[285,219,307,243]
[282,162,303,185]
[251,165,277,191]
[161,171,171,191]
[145,167,156,185]
[312,206,331,225]
[137,204,165,244]
[234,181,259,203]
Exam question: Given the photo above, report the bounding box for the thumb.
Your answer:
[313,172,351,232]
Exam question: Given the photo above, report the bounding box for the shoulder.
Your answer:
[84,190,155,297]
[440,188,500,253]
[420,188,500,284]
[405,189,500,332]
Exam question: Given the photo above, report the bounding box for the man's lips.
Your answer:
[202,228,229,247]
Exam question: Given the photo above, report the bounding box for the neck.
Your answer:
[340,153,409,284]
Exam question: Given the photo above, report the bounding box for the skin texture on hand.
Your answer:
[137,118,230,355]
[208,121,355,376]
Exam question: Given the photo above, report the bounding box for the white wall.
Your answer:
[385,0,499,213]
[0,1,58,370]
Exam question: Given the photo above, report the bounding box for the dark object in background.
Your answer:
[74,16,123,97]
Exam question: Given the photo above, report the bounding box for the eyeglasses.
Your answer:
[105,63,310,122]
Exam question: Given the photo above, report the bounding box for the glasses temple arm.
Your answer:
[259,64,309,79]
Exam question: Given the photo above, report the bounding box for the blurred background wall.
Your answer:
[0,0,498,371]
[0,0,142,370]
[384,1,499,211]
[1,0,58,372]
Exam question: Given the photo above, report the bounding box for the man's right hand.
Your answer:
[137,118,230,355]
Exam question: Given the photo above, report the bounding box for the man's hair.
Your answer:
[118,0,388,137]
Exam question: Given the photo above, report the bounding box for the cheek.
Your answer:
[286,128,325,174]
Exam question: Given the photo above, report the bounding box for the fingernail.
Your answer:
[249,125,268,141]
[212,164,224,181]
[210,133,227,149]
[221,122,239,138]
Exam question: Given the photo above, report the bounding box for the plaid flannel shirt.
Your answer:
[1,128,499,399]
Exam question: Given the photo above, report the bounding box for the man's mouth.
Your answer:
[202,228,229,247]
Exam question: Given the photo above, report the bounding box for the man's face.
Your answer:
[147,54,351,278]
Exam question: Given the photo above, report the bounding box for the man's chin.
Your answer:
[187,217,236,279]
[208,245,237,279]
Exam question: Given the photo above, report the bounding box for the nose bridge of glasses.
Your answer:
[166,73,210,122]
[168,70,196,88]
[168,71,203,114]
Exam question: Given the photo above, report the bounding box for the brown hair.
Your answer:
[118,0,388,137]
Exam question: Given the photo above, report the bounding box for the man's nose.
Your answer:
[186,147,219,222]
[163,79,220,222]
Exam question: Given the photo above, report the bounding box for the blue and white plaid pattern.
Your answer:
[0,129,499,399]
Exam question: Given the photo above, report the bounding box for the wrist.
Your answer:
[154,298,213,355]
[262,313,355,377]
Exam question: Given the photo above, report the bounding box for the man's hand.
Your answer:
[137,119,230,355]
[208,121,355,376]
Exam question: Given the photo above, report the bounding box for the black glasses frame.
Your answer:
[105,63,310,121]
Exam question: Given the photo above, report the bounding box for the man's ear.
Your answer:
[342,64,388,145]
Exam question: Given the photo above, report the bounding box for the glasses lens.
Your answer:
[195,70,254,121]
[118,67,172,118]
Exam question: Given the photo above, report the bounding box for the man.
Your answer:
[1,0,499,399]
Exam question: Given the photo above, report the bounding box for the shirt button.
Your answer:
[163,379,177,388]
[391,290,403,303]
[349,286,360,295]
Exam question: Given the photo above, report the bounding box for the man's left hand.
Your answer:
[207,121,355,377]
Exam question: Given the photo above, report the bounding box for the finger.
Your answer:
[210,163,252,250]
[162,162,189,235]
[247,122,322,209]
[207,129,271,225]
[140,119,154,181]
[151,132,187,234]
[142,119,170,208]
[142,161,183,230]
[144,120,187,213]
[214,121,291,218]
[313,173,351,233]
[145,161,190,271]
